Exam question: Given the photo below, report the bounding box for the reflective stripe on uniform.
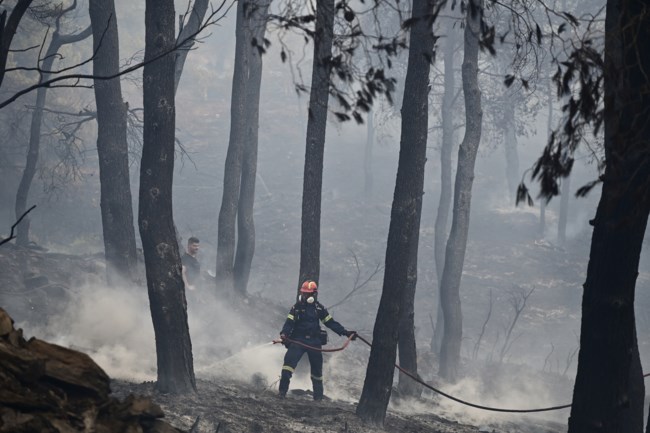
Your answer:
[322,314,332,323]
[287,314,295,320]
[311,374,323,381]
[282,366,295,373]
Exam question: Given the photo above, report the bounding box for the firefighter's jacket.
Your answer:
[281,300,346,341]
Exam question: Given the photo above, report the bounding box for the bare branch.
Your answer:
[328,250,382,309]
[0,205,36,246]
[0,5,228,109]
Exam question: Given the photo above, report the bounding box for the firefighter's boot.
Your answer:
[312,376,324,401]
[279,370,291,398]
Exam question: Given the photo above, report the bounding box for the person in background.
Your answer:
[181,236,200,291]
[278,280,356,400]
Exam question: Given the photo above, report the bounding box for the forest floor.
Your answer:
[0,240,574,433]
[109,376,566,433]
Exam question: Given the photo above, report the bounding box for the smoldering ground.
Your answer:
[14,273,570,433]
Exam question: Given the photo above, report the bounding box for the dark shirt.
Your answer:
[281,300,346,340]
[181,252,200,285]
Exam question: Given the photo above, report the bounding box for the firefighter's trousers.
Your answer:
[279,339,323,399]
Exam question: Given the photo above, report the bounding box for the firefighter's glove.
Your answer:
[280,334,289,347]
[344,330,357,341]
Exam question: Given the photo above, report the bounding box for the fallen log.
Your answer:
[0,308,183,433]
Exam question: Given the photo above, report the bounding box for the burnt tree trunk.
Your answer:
[540,79,553,236]
[433,11,458,353]
[557,173,570,245]
[356,0,435,426]
[140,0,196,394]
[298,0,335,286]
[15,15,91,247]
[568,0,650,431]
[364,107,374,197]
[397,252,420,398]
[217,0,270,296]
[89,0,137,284]
[233,0,271,295]
[216,0,248,293]
[439,0,483,383]
[15,42,58,248]
[503,100,518,205]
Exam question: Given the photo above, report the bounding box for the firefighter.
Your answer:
[278,280,356,400]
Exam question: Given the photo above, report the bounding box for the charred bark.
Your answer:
[568,0,650,430]
[140,0,196,394]
[364,108,374,197]
[557,174,570,245]
[233,0,271,295]
[439,0,483,383]
[298,0,335,286]
[397,255,420,398]
[503,101,519,205]
[433,12,458,353]
[217,0,270,296]
[356,0,435,426]
[216,0,248,292]
[89,0,138,284]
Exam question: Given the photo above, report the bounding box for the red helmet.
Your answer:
[300,280,318,293]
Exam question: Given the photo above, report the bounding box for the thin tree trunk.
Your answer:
[439,0,483,383]
[141,0,195,394]
[433,11,457,353]
[540,78,552,236]
[233,0,271,295]
[503,101,518,205]
[356,0,435,426]
[557,173,570,245]
[216,0,248,293]
[89,0,137,284]
[15,20,91,247]
[568,0,649,430]
[298,0,335,286]
[364,107,374,197]
[15,64,51,247]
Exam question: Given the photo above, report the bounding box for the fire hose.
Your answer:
[273,333,650,413]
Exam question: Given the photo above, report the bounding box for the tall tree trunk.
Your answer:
[298,0,335,286]
[364,107,374,197]
[140,0,196,394]
[216,0,248,293]
[356,0,435,426]
[568,0,649,430]
[433,11,458,353]
[15,17,91,247]
[15,54,54,247]
[233,0,271,295]
[503,101,518,205]
[540,79,552,236]
[217,0,270,296]
[557,173,570,245]
[89,0,137,284]
[438,0,483,383]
